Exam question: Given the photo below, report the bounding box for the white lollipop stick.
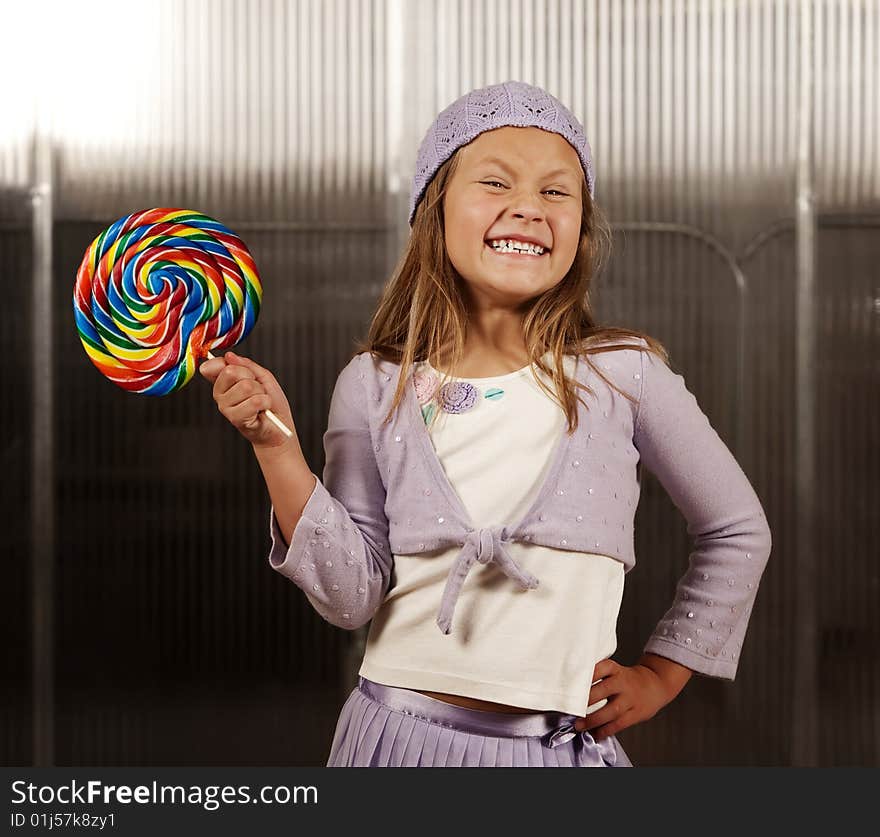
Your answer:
[206,351,293,438]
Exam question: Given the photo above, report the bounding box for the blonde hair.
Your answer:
[352,148,669,433]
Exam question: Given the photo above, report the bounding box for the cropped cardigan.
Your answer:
[267,337,773,680]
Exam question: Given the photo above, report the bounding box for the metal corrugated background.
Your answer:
[1,0,877,767]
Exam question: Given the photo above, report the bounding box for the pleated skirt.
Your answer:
[326,676,633,767]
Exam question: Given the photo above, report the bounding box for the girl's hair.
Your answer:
[352,148,669,434]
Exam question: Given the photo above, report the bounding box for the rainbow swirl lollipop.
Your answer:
[74,207,261,395]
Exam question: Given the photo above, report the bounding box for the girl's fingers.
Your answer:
[592,658,618,681]
[199,351,265,390]
[227,394,273,429]
[578,695,630,734]
[223,362,257,384]
[590,706,637,741]
[587,663,618,704]
[201,349,292,444]
[587,677,613,707]
[213,362,256,402]
[225,352,273,386]
[198,357,227,383]
[578,705,615,732]
[221,377,264,408]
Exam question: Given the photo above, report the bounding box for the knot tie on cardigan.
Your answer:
[435,525,540,635]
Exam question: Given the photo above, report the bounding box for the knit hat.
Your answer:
[408,80,595,227]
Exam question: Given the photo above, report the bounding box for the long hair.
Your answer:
[352,148,669,433]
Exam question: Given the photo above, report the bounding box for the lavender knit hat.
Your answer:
[408,80,595,227]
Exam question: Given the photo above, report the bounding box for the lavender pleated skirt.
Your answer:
[326,676,633,767]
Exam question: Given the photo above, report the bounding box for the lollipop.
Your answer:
[73,207,292,437]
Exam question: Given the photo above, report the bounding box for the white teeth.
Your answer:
[487,238,546,255]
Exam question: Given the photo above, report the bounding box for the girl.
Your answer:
[199,81,772,767]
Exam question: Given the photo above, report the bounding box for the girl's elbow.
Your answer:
[764,524,772,554]
[325,601,380,631]
[308,587,385,631]
[294,539,392,629]
[746,504,773,565]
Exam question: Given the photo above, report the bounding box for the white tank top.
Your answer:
[358,354,624,716]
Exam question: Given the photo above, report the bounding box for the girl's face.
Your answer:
[442,126,583,310]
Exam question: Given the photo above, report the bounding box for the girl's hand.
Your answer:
[198,350,296,450]
[574,658,678,741]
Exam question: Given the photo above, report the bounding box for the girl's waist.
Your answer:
[408,687,542,714]
[357,675,580,738]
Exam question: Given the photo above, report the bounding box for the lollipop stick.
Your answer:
[206,351,294,438]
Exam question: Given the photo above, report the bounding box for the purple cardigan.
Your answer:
[268,337,772,681]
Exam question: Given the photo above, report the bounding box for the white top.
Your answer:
[358,354,624,716]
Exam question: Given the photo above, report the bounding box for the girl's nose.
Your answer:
[506,190,546,220]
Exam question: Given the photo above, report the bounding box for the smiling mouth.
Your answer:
[484,242,550,259]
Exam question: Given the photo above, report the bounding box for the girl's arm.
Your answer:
[636,652,692,700]
[253,442,317,549]
[632,338,773,679]
[264,355,394,629]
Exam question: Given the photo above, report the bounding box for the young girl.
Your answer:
[199,80,772,767]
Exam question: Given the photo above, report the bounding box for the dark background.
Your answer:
[1,0,877,766]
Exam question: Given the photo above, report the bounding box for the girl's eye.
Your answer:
[480,181,567,196]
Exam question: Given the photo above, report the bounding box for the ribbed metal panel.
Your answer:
[0,222,33,767]
[41,0,390,225]
[815,0,880,208]
[2,0,395,768]
[1,0,877,767]
[391,0,880,768]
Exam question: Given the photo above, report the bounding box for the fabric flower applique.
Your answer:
[438,381,478,413]
[413,367,506,423]
[413,369,439,405]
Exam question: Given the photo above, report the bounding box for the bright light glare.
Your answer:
[0,0,159,149]
[386,0,403,195]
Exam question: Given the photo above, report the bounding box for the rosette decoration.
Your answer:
[73,207,291,435]
[413,366,507,424]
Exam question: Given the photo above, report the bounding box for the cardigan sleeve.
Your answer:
[632,339,772,679]
[266,354,393,630]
